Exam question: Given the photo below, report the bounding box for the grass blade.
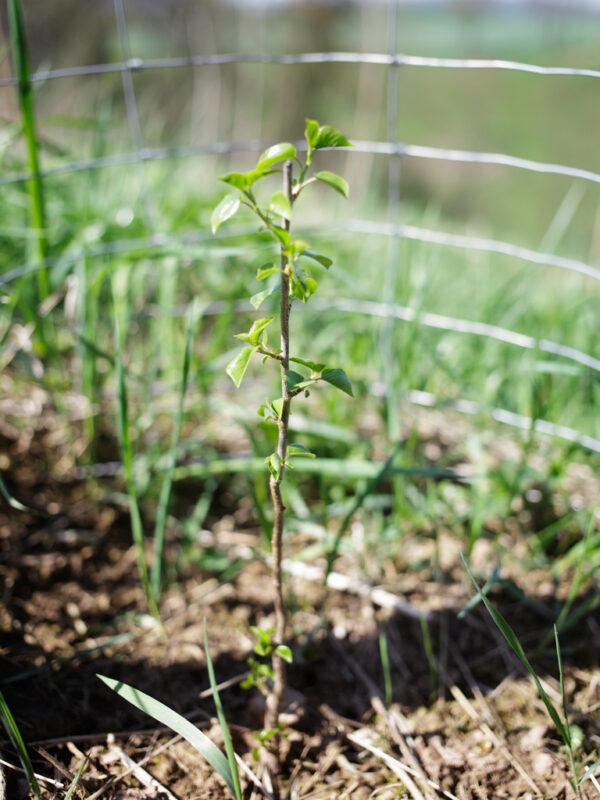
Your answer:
[112,275,158,617]
[203,620,243,800]
[378,628,393,708]
[150,300,197,598]
[64,757,88,800]
[462,555,570,744]
[7,0,49,300]
[0,689,41,799]
[97,675,237,797]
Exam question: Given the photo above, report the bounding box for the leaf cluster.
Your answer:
[212,119,354,411]
[241,626,293,694]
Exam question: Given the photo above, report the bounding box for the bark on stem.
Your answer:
[263,160,293,797]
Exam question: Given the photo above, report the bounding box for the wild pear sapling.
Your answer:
[212,120,353,788]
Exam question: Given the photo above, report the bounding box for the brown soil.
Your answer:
[1,381,599,800]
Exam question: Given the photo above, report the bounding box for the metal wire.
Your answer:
[2,219,599,287]
[1,50,600,88]
[2,138,600,188]
[113,0,157,231]
[407,390,600,455]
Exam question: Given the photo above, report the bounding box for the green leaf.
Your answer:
[290,268,317,303]
[251,626,274,646]
[305,119,352,164]
[289,356,326,373]
[268,191,292,221]
[288,443,316,458]
[272,398,284,418]
[97,675,237,798]
[219,169,277,191]
[234,317,274,346]
[315,170,349,198]
[322,368,353,397]
[305,118,320,151]
[251,283,279,309]
[289,239,310,259]
[256,263,279,281]
[286,370,305,391]
[240,674,255,689]
[275,644,293,663]
[271,226,291,249]
[315,124,352,151]
[266,452,281,480]
[211,193,240,233]
[226,347,254,388]
[301,250,333,269]
[256,142,296,171]
[0,690,40,799]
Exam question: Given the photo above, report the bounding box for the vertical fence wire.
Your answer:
[113,0,157,232]
[379,0,402,441]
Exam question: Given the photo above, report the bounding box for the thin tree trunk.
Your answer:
[262,160,293,798]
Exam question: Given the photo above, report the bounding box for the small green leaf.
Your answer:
[286,370,305,391]
[226,347,254,388]
[275,644,293,663]
[290,356,326,373]
[256,263,279,281]
[315,170,349,198]
[305,118,320,151]
[251,284,279,309]
[314,124,352,151]
[256,142,296,171]
[291,270,317,303]
[272,398,284,418]
[220,169,277,191]
[268,191,292,221]
[234,317,274,346]
[251,626,274,645]
[301,250,333,269]
[288,444,316,458]
[272,226,291,249]
[289,239,310,259]
[266,452,281,480]
[211,193,240,233]
[322,368,353,397]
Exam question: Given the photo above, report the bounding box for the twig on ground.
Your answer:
[282,558,431,621]
[329,637,437,800]
[449,685,542,796]
[348,728,460,800]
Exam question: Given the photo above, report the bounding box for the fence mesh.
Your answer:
[2,0,599,453]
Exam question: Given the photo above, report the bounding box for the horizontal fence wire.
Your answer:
[407,390,600,455]
[1,50,600,87]
[3,139,600,188]
[2,219,598,287]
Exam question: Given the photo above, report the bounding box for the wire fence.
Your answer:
[2,0,600,455]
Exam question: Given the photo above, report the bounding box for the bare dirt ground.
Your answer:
[1,378,599,799]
